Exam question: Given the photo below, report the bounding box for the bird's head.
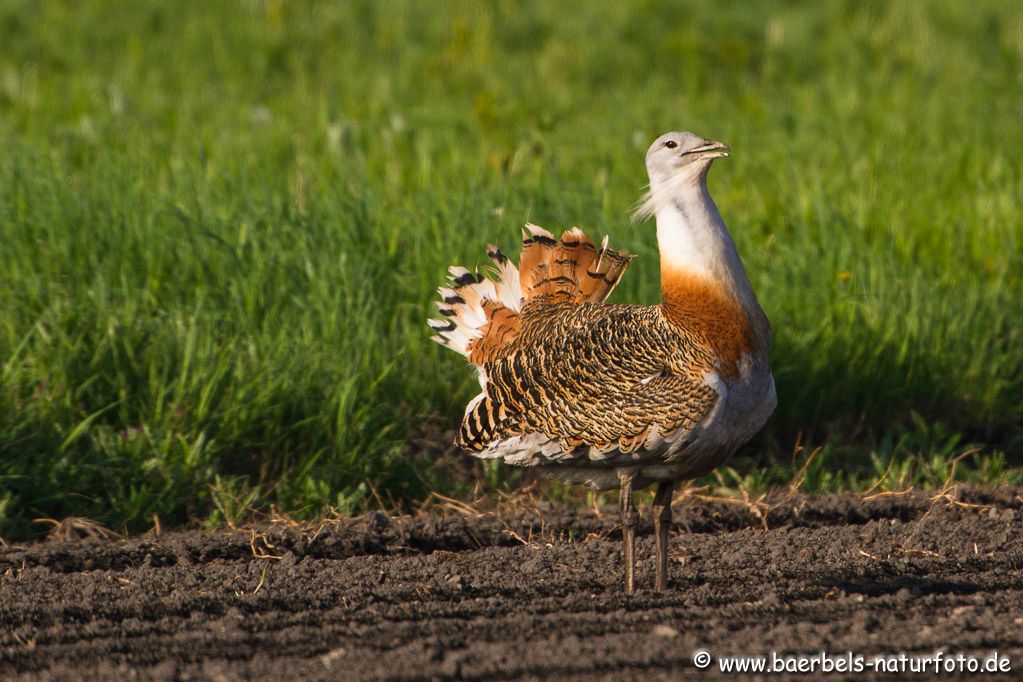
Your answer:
[644,131,729,186]
[631,131,730,221]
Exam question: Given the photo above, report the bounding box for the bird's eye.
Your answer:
[664,140,678,149]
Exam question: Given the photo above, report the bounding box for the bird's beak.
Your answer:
[684,140,729,159]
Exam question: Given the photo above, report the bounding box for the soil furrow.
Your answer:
[2,489,1022,679]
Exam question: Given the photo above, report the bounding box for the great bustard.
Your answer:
[429,132,776,592]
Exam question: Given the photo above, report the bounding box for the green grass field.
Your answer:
[1,0,1021,539]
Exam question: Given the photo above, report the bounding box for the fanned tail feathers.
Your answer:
[519,224,632,305]
[429,224,632,363]
[428,247,523,363]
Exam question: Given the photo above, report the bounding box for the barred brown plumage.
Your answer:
[457,303,719,456]
[429,132,777,592]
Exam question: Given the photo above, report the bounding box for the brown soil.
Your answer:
[3,488,1023,680]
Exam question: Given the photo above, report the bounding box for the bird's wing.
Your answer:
[457,303,720,456]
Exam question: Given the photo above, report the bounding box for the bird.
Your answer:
[428,132,776,592]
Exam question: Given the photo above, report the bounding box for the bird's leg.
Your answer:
[652,481,675,591]
[618,470,637,593]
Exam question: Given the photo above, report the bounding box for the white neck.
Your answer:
[653,169,759,311]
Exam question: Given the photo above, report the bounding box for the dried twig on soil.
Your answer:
[421,491,488,518]
[785,441,821,497]
[927,450,996,514]
[267,505,302,527]
[861,487,914,501]
[859,454,905,498]
[248,528,285,560]
[896,547,942,559]
[33,517,122,542]
[687,488,771,530]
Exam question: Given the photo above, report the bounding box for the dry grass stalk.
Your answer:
[33,517,121,542]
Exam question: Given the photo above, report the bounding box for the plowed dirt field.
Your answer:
[3,489,1022,680]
